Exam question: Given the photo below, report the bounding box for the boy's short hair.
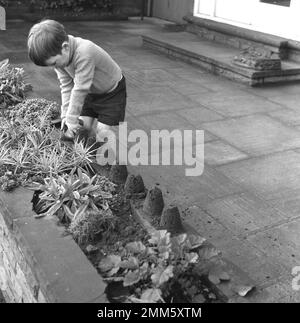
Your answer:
[27,19,68,66]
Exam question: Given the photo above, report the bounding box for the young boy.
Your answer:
[27,19,126,154]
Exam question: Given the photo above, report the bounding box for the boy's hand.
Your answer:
[65,121,81,135]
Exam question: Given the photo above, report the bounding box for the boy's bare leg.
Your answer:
[79,116,95,136]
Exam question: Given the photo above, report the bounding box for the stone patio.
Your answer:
[2,17,300,302]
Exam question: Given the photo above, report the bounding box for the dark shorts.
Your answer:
[81,75,127,126]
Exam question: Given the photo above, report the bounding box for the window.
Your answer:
[260,0,291,6]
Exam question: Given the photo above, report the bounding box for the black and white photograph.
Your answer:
[0,0,300,314]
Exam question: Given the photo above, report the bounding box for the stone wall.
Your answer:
[0,188,107,303]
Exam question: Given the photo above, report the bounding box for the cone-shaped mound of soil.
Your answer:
[124,174,145,195]
[160,205,184,234]
[109,164,128,184]
[143,186,164,218]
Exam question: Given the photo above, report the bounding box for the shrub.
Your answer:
[35,0,113,12]
[7,98,60,129]
[0,59,32,109]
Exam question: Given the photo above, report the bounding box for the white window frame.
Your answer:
[193,0,300,40]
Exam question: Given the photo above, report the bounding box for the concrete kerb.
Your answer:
[0,188,107,303]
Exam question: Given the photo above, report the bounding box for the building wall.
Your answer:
[152,0,194,23]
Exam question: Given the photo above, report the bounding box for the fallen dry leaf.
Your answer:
[208,265,231,285]
[208,273,221,285]
[235,285,254,297]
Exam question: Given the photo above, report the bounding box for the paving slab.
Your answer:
[267,109,300,127]
[268,188,300,218]
[125,68,183,87]
[181,203,289,288]
[249,277,295,303]
[262,93,300,111]
[246,218,300,269]
[125,87,200,116]
[220,237,289,286]
[181,205,235,244]
[202,192,287,236]
[203,140,248,166]
[189,91,284,117]
[138,111,215,143]
[176,106,224,125]
[218,151,300,201]
[203,115,300,156]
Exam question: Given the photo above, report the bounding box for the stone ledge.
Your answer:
[142,33,300,86]
[0,188,107,303]
[183,14,288,50]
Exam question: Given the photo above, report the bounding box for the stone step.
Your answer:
[183,14,289,60]
[142,31,300,86]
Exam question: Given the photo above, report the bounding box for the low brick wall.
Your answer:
[0,188,107,303]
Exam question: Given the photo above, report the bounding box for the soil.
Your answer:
[0,290,5,303]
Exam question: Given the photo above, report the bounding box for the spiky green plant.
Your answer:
[6,139,32,174]
[70,138,98,173]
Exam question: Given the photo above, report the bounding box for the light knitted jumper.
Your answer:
[55,35,122,125]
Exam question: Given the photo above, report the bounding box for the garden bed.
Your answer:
[20,10,129,23]
[3,0,143,22]
[29,165,225,303]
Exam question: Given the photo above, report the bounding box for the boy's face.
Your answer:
[45,42,70,68]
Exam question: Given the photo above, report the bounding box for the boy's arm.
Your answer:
[65,54,95,126]
[55,68,74,119]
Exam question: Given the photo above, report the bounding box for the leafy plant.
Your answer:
[0,133,10,165]
[98,230,206,303]
[7,98,60,129]
[29,168,117,245]
[0,171,20,192]
[0,59,32,109]
[30,168,115,220]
